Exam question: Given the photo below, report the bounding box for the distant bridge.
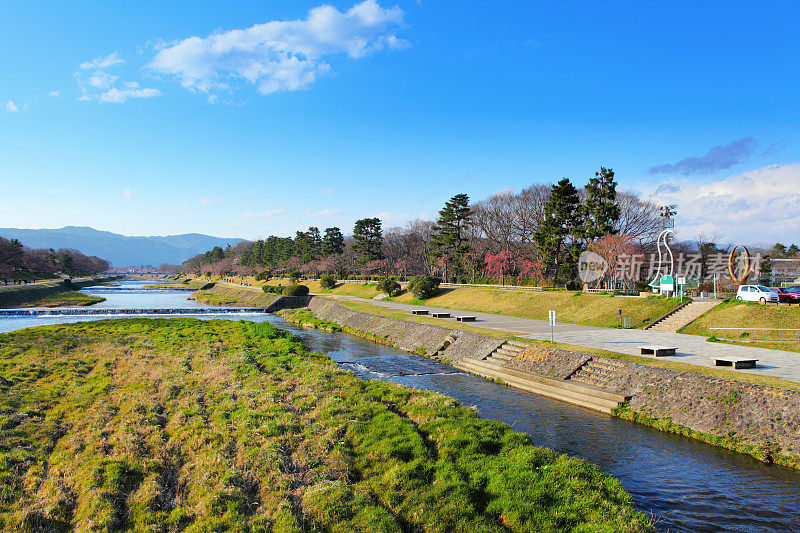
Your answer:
[0,308,267,317]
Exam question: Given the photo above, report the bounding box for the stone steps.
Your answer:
[567,357,626,388]
[455,358,627,414]
[482,341,525,365]
[648,300,722,332]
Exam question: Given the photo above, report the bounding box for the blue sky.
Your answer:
[2,1,799,243]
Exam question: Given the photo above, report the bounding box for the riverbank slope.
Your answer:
[197,284,800,469]
[0,277,117,308]
[0,319,650,531]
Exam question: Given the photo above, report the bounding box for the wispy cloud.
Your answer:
[122,186,132,199]
[761,142,784,157]
[5,100,18,112]
[79,53,124,70]
[76,54,161,104]
[648,137,758,176]
[225,208,287,227]
[149,0,408,96]
[48,91,60,99]
[308,208,345,217]
[320,187,336,195]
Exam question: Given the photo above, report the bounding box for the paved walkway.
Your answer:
[324,294,800,383]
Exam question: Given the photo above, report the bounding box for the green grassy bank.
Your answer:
[17,291,105,308]
[232,278,683,329]
[0,278,115,308]
[0,319,650,531]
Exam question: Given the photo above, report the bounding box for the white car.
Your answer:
[736,284,779,304]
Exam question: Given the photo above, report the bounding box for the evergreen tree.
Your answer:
[533,178,584,280]
[353,218,384,264]
[322,227,344,256]
[295,230,316,263]
[582,167,621,242]
[308,227,322,258]
[430,193,471,277]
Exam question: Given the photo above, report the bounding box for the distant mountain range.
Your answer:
[0,226,244,267]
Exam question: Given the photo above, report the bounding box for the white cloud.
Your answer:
[87,71,118,89]
[309,208,345,217]
[644,164,800,243]
[97,83,161,104]
[5,100,18,112]
[122,186,132,199]
[320,187,336,195]
[80,53,124,70]
[226,208,287,227]
[48,91,60,98]
[75,54,161,104]
[149,0,408,96]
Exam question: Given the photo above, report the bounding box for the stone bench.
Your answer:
[639,345,677,357]
[714,358,758,369]
[455,316,477,322]
[410,309,429,315]
[431,312,451,318]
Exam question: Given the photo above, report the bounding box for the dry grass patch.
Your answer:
[390,288,681,328]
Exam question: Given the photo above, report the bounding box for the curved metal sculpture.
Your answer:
[648,229,675,292]
[728,244,751,284]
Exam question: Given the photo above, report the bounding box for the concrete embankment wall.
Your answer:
[195,286,800,467]
[0,277,117,307]
[307,297,506,359]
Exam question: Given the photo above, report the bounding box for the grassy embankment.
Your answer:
[680,300,800,353]
[18,291,105,308]
[243,278,682,329]
[329,300,800,392]
[0,319,651,531]
[0,279,112,308]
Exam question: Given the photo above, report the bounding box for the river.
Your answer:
[1,280,799,532]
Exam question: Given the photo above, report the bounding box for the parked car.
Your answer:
[775,286,800,304]
[736,285,779,304]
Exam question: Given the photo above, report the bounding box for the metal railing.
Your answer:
[709,327,800,342]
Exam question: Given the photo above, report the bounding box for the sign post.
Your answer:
[548,310,556,342]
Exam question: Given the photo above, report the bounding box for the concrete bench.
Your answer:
[639,345,677,357]
[455,316,477,322]
[431,312,451,318]
[410,309,429,315]
[714,358,758,369]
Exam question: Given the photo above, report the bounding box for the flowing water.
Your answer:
[1,280,799,532]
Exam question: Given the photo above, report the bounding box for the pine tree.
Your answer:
[322,227,344,256]
[582,167,621,242]
[353,218,383,264]
[430,193,471,277]
[533,178,584,280]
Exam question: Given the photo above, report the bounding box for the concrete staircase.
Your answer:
[454,357,628,414]
[567,357,626,388]
[482,340,527,365]
[645,300,722,332]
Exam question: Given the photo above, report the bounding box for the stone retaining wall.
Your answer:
[505,344,800,466]
[193,287,800,468]
[308,298,505,361]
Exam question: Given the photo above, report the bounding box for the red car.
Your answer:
[774,286,800,304]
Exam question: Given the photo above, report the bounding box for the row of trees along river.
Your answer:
[182,168,788,290]
[0,237,109,284]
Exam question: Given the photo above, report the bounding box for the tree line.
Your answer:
[0,237,110,284]
[182,168,665,285]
